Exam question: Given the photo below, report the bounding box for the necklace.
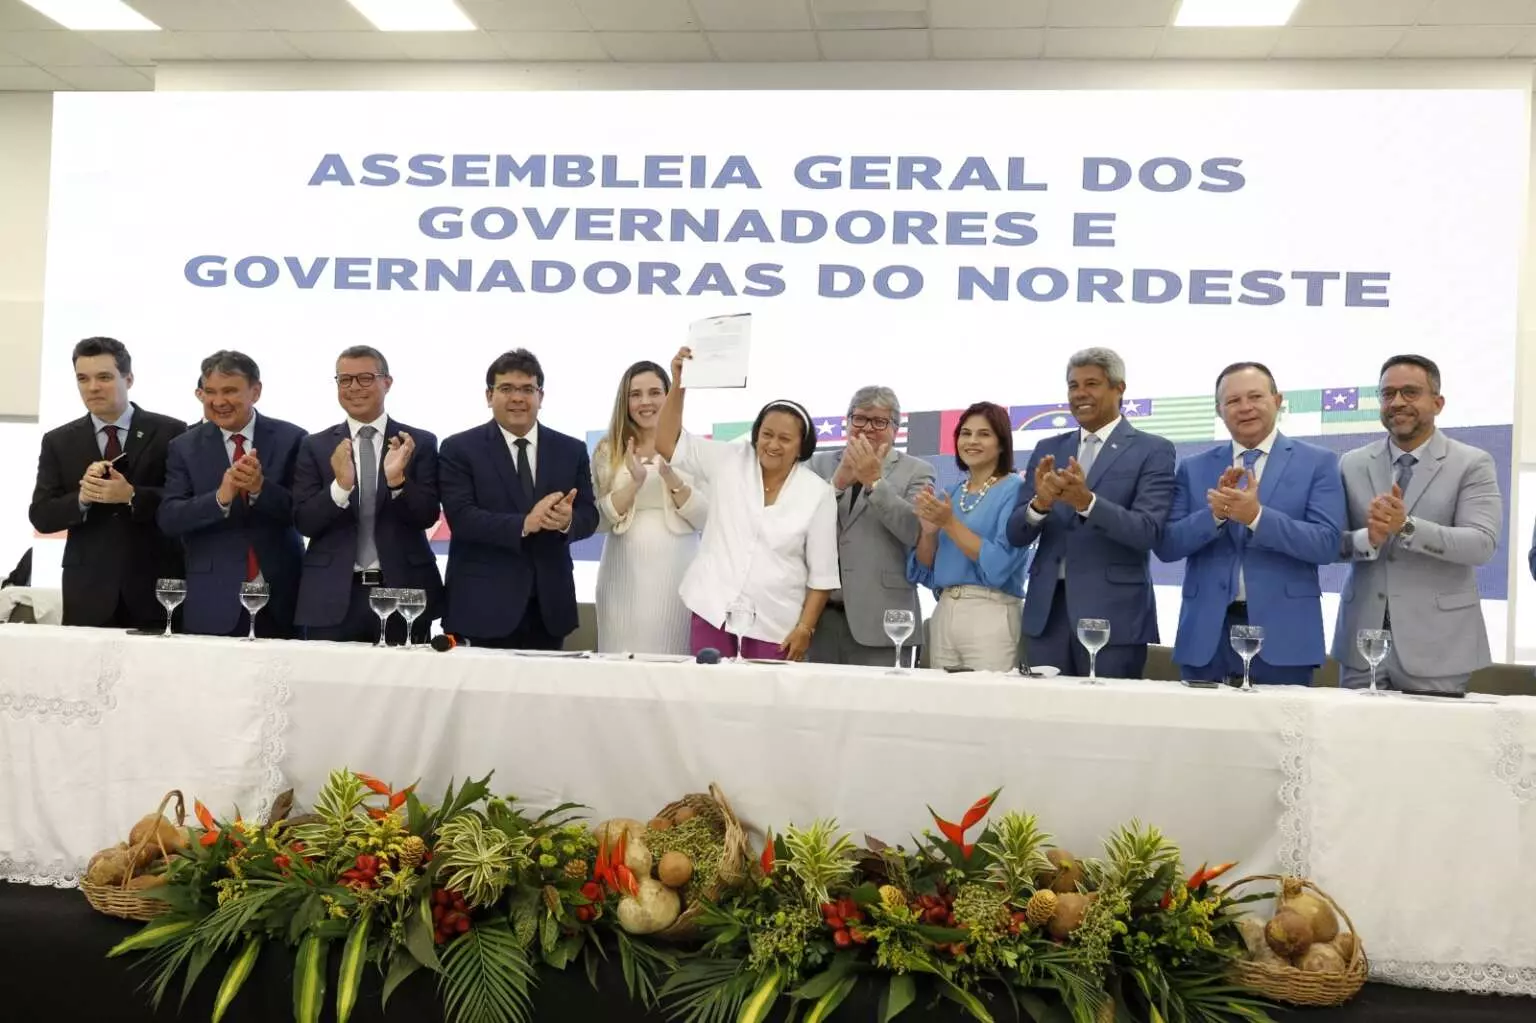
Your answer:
[956,474,1000,514]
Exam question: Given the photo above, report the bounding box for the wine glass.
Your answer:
[1076,618,1110,684]
[1229,624,1265,694]
[154,578,186,638]
[396,589,427,650]
[367,587,400,648]
[725,597,755,663]
[1356,629,1392,697]
[238,582,269,642]
[883,609,916,674]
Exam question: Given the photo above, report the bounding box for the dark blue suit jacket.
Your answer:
[292,419,445,630]
[1006,419,1176,646]
[1155,434,1344,668]
[438,420,598,641]
[158,415,306,636]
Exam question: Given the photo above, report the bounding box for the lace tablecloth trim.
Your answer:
[1276,697,1311,878]
[0,853,83,888]
[1372,958,1536,996]
[253,656,292,826]
[1493,708,1536,804]
[0,638,121,726]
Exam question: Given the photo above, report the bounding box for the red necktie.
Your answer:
[102,425,122,461]
[231,433,259,582]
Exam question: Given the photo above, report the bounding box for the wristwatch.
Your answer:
[1400,516,1416,539]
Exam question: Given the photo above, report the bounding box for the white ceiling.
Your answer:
[1,0,1535,91]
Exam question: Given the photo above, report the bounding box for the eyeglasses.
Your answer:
[335,373,381,389]
[1378,386,1430,403]
[493,384,541,398]
[849,415,892,430]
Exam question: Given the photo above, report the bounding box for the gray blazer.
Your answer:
[807,449,935,646]
[1333,430,1501,679]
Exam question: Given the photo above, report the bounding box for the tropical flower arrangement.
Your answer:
[106,772,1280,1023]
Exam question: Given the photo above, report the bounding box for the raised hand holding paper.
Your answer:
[682,313,750,389]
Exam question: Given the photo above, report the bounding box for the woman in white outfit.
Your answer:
[592,360,707,654]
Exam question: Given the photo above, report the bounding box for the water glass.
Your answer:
[154,578,186,638]
[1356,629,1392,697]
[1076,618,1110,684]
[883,609,916,675]
[368,587,400,647]
[1229,624,1265,694]
[238,582,269,642]
[725,597,755,663]
[396,588,427,650]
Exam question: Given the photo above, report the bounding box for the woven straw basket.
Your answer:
[1224,874,1367,1007]
[80,789,184,922]
[650,783,750,941]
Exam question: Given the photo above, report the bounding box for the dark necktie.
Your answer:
[1395,452,1416,494]
[231,432,259,582]
[847,481,862,506]
[514,437,534,504]
[1229,448,1263,596]
[102,424,122,461]
[356,426,379,569]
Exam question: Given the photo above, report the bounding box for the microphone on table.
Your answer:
[695,647,721,664]
[431,634,472,652]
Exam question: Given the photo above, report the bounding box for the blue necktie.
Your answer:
[1230,448,1263,599]
[1394,452,1416,494]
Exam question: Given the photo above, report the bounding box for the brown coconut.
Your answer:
[1265,908,1314,959]
[1235,916,1287,966]
[85,848,133,886]
[126,873,168,891]
[647,816,673,832]
[1046,891,1090,940]
[672,805,697,824]
[1297,942,1347,974]
[1040,849,1085,894]
[1332,932,1358,962]
[1281,888,1339,944]
[657,851,693,888]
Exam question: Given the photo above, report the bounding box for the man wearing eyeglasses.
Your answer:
[807,386,935,666]
[293,345,444,644]
[438,349,598,649]
[1336,355,1500,695]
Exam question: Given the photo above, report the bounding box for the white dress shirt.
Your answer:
[329,413,390,571]
[500,421,539,480]
[1218,427,1277,601]
[80,407,135,516]
[1025,416,1120,579]
[672,432,840,644]
[218,411,264,583]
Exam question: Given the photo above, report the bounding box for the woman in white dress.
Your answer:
[592,360,707,655]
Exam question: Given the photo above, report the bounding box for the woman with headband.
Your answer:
[654,346,838,660]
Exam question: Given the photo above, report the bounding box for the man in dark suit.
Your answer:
[28,337,187,628]
[158,350,307,638]
[439,348,598,649]
[1007,347,1176,678]
[294,345,443,644]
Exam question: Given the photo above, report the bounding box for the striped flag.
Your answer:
[1127,395,1222,442]
[710,420,754,443]
[1280,389,1323,436]
[1322,386,1383,435]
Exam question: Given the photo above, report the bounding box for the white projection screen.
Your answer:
[37,90,1530,652]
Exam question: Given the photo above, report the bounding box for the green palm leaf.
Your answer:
[439,921,538,1023]
[658,955,757,1023]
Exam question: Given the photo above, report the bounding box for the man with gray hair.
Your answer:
[808,386,935,666]
[1006,347,1175,678]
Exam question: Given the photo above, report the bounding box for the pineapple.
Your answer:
[1025,889,1058,928]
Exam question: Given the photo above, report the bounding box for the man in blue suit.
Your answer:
[294,345,444,644]
[1006,347,1175,677]
[159,351,306,637]
[1156,362,1344,685]
[439,349,598,649]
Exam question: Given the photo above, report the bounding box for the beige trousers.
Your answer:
[929,585,1022,672]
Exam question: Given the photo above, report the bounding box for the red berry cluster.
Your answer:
[574,882,603,923]
[820,897,870,948]
[431,887,471,944]
[1007,910,1027,936]
[913,890,970,956]
[338,853,382,889]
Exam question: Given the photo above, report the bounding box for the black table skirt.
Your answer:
[1,884,1526,1022]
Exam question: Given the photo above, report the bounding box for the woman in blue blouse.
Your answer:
[908,402,1031,671]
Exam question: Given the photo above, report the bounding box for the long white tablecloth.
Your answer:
[2,625,1532,996]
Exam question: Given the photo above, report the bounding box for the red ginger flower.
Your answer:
[927,788,1000,858]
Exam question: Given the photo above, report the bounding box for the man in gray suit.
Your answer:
[1334,354,1501,694]
[808,386,935,666]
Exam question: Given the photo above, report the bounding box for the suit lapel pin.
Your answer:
[135,430,144,439]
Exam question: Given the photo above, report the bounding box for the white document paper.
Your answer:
[684,314,751,389]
